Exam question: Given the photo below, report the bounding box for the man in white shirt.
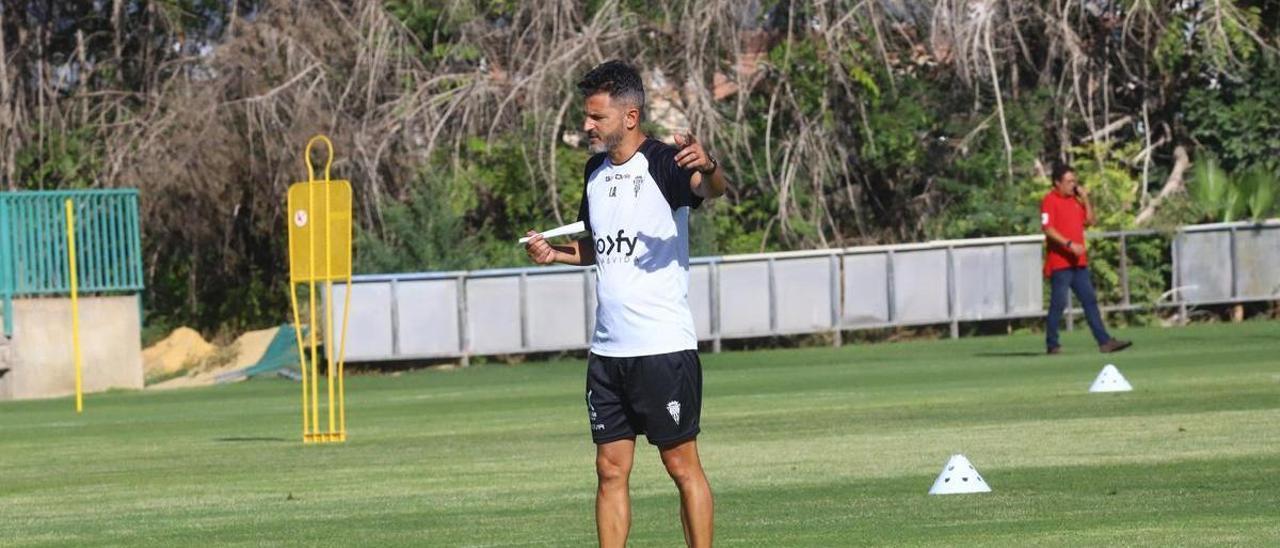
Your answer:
[525,60,728,548]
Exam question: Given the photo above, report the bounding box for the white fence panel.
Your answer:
[1008,243,1044,315]
[953,246,1005,320]
[397,279,460,357]
[329,283,393,361]
[843,253,890,325]
[689,264,713,340]
[893,250,949,323]
[525,273,589,351]
[1234,227,1280,300]
[718,262,771,336]
[1178,232,1232,303]
[465,277,523,354]
[774,257,834,332]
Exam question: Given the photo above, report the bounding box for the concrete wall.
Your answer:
[0,295,143,401]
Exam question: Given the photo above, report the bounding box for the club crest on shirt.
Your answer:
[633,178,642,197]
[609,186,617,197]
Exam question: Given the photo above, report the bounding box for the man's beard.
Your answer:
[589,128,624,154]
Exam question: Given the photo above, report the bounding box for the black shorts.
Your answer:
[586,349,702,446]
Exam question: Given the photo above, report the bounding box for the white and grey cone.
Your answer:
[1089,364,1133,393]
[928,454,992,495]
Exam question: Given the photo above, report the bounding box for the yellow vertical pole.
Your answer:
[324,182,336,440]
[65,199,84,414]
[313,139,338,442]
[337,228,352,439]
[287,193,310,441]
[291,287,310,441]
[325,278,336,440]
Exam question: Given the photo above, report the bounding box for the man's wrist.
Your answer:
[697,154,718,175]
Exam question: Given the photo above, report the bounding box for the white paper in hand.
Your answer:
[519,221,587,245]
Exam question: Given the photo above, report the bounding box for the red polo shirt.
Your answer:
[1041,190,1087,276]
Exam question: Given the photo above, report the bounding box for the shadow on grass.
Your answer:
[973,351,1044,357]
[214,437,289,442]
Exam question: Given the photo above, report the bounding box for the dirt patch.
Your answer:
[142,327,215,378]
[229,327,278,370]
[147,326,282,390]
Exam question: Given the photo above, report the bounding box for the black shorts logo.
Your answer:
[587,390,604,431]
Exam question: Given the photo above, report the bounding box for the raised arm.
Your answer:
[673,133,728,200]
[1076,186,1096,226]
[526,234,597,266]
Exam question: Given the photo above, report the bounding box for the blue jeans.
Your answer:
[1046,267,1112,349]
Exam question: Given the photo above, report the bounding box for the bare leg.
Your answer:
[596,438,636,548]
[659,438,713,548]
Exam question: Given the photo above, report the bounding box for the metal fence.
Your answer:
[0,190,145,336]
[327,220,1280,362]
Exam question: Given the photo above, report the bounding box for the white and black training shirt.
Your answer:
[578,138,704,358]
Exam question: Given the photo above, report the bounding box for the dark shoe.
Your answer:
[1047,346,1062,355]
[1099,339,1132,353]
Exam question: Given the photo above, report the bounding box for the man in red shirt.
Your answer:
[1041,162,1132,354]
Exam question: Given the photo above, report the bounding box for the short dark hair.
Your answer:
[577,60,645,115]
[1051,162,1074,183]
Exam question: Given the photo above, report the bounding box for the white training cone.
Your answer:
[928,454,991,495]
[1089,364,1133,393]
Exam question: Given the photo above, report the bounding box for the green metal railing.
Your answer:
[0,189,144,336]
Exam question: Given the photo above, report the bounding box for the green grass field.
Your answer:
[2,321,1279,546]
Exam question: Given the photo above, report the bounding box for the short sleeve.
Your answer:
[576,190,591,235]
[579,154,606,235]
[1040,197,1052,227]
[650,142,703,210]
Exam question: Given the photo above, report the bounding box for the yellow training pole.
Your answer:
[325,278,336,441]
[324,180,336,440]
[315,139,338,442]
[337,245,352,440]
[304,138,323,439]
[337,180,353,440]
[65,199,84,414]
[290,286,310,441]
[307,203,320,436]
